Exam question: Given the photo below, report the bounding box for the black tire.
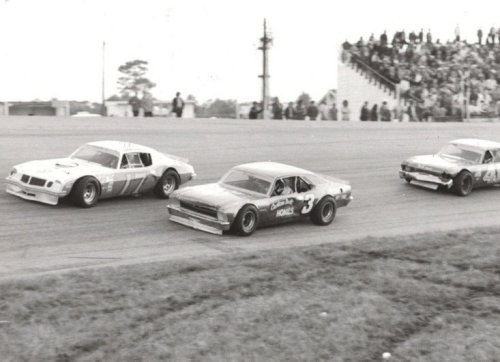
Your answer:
[232,205,259,236]
[71,176,100,208]
[404,177,412,184]
[310,196,336,226]
[453,171,473,196]
[154,169,180,199]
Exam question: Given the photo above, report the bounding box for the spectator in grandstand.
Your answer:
[478,28,483,45]
[454,25,460,43]
[345,26,500,119]
[329,103,338,121]
[360,101,370,121]
[248,102,262,119]
[341,100,351,121]
[380,101,391,121]
[141,90,154,117]
[426,29,432,44]
[418,28,424,43]
[307,101,319,120]
[370,104,378,121]
[380,30,388,46]
[284,102,295,120]
[295,100,306,120]
[272,98,283,120]
[128,92,141,117]
[172,92,184,118]
[489,27,496,45]
[409,31,417,44]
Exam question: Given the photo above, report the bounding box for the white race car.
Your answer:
[400,138,500,196]
[6,141,196,207]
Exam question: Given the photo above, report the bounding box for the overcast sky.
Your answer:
[0,0,498,103]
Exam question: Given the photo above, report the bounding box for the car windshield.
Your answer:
[70,145,119,169]
[220,169,271,195]
[438,144,482,163]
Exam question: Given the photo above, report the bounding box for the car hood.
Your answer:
[13,158,109,181]
[173,183,261,209]
[404,154,464,173]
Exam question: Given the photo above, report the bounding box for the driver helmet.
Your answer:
[275,179,284,195]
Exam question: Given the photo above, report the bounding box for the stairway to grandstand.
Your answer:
[337,56,398,121]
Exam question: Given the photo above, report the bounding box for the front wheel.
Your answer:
[71,176,100,208]
[232,205,259,236]
[154,170,180,199]
[310,196,336,225]
[453,171,473,196]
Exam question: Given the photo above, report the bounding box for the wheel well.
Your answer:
[231,203,258,226]
[456,169,474,182]
[71,176,102,196]
[163,167,179,177]
[318,195,336,209]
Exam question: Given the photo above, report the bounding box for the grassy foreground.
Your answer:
[1,229,500,362]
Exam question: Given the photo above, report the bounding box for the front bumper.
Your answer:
[179,171,196,185]
[335,194,353,207]
[5,178,67,205]
[167,204,231,235]
[399,170,453,189]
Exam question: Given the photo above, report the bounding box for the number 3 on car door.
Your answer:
[301,194,314,214]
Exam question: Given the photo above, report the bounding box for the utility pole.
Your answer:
[258,19,272,119]
[101,40,107,116]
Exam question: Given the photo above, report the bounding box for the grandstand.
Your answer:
[338,30,500,121]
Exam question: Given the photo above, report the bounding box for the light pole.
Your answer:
[258,19,272,119]
[101,40,107,116]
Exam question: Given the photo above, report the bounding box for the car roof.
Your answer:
[86,141,154,153]
[450,138,500,151]
[234,162,313,179]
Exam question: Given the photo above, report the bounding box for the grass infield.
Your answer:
[1,228,500,361]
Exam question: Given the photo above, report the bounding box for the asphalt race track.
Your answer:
[2,116,500,279]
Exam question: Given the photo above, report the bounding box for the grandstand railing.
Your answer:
[346,53,422,106]
[348,54,398,98]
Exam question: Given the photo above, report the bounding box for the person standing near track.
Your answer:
[128,92,141,117]
[249,102,262,119]
[295,100,306,120]
[272,97,283,120]
[380,101,391,122]
[370,104,378,121]
[284,102,295,119]
[172,92,184,118]
[360,101,370,121]
[341,100,351,121]
[141,90,154,117]
[307,100,319,120]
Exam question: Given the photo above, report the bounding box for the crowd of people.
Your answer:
[248,98,337,120]
[128,91,185,117]
[342,27,500,120]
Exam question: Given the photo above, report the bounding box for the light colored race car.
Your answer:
[399,138,500,196]
[167,162,353,236]
[6,141,196,207]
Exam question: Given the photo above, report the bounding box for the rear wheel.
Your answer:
[154,170,180,199]
[71,176,100,208]
[232,205,258,236]
[310,196,336,225]
[453,171,473,196]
